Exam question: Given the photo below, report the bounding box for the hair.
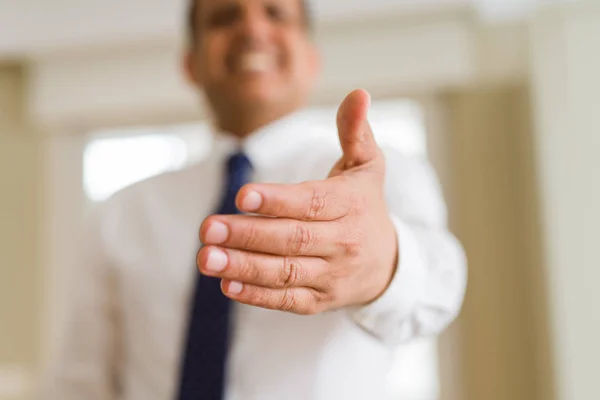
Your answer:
[187,0,313,43]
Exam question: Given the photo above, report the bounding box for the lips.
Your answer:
[230,51,276,74]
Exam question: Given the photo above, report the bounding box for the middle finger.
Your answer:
[200,215,340,256]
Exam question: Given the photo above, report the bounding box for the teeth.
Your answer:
[237,52,274,73]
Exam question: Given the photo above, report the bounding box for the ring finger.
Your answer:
[198,245,331,290]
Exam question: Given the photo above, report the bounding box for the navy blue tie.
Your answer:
[177,152,252,400]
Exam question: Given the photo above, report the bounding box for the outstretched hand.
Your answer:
[198,89,398,315]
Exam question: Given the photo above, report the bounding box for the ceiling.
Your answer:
[0,0,556,59]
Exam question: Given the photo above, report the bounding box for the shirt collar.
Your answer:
[210,110,319,171]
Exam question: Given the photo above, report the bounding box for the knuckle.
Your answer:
[248,289,267,307]
[299,291,329,316]
[277,289,299,312]
[238,254,260,282]
[241,222,259,249]
[280,257,304,287]
[339,228,363,257]
[305,186,328,220]
[288,223,314,254]
[318,276,338,295]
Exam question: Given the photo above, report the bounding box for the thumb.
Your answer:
[336,89,381,170]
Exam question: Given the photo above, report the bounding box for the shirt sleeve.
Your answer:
[41,207,122,400]
[349,147,467,345]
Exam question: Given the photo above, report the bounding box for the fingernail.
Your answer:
[227,281,244,295]
[205,248,228,272]
[241,191,262,212]
[205,221,229,244]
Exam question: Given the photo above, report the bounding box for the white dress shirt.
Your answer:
[45,111,467,400]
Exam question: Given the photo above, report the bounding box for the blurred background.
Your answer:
[1,0,599,399]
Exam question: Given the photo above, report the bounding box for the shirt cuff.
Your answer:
[349,214,428,339]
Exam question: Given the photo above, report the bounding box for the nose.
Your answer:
[237,8,271,44]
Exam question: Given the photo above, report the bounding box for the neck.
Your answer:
[213,101,303,138]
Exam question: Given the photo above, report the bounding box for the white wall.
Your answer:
[530,2,600,400]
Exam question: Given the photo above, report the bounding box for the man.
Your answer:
[45,0,467,399]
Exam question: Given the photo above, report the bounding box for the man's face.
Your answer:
[185,0,319,112]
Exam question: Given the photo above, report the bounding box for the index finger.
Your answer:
[236,178,354,221]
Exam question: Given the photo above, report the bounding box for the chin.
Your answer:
[231,85,279,105]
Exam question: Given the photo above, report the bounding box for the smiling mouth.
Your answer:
[229,51,277,75]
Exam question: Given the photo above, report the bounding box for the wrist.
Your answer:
[363,218,399,306]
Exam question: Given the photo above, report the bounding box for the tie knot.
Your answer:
[227,151,252,179]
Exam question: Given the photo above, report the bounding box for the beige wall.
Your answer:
[530,4,600,399]
[442,85,554,400]
[0,64,41,399]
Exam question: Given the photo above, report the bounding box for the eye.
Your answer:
[265,4,286,23]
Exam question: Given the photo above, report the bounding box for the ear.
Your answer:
[182,51,202,87]
[308,45,321,81]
